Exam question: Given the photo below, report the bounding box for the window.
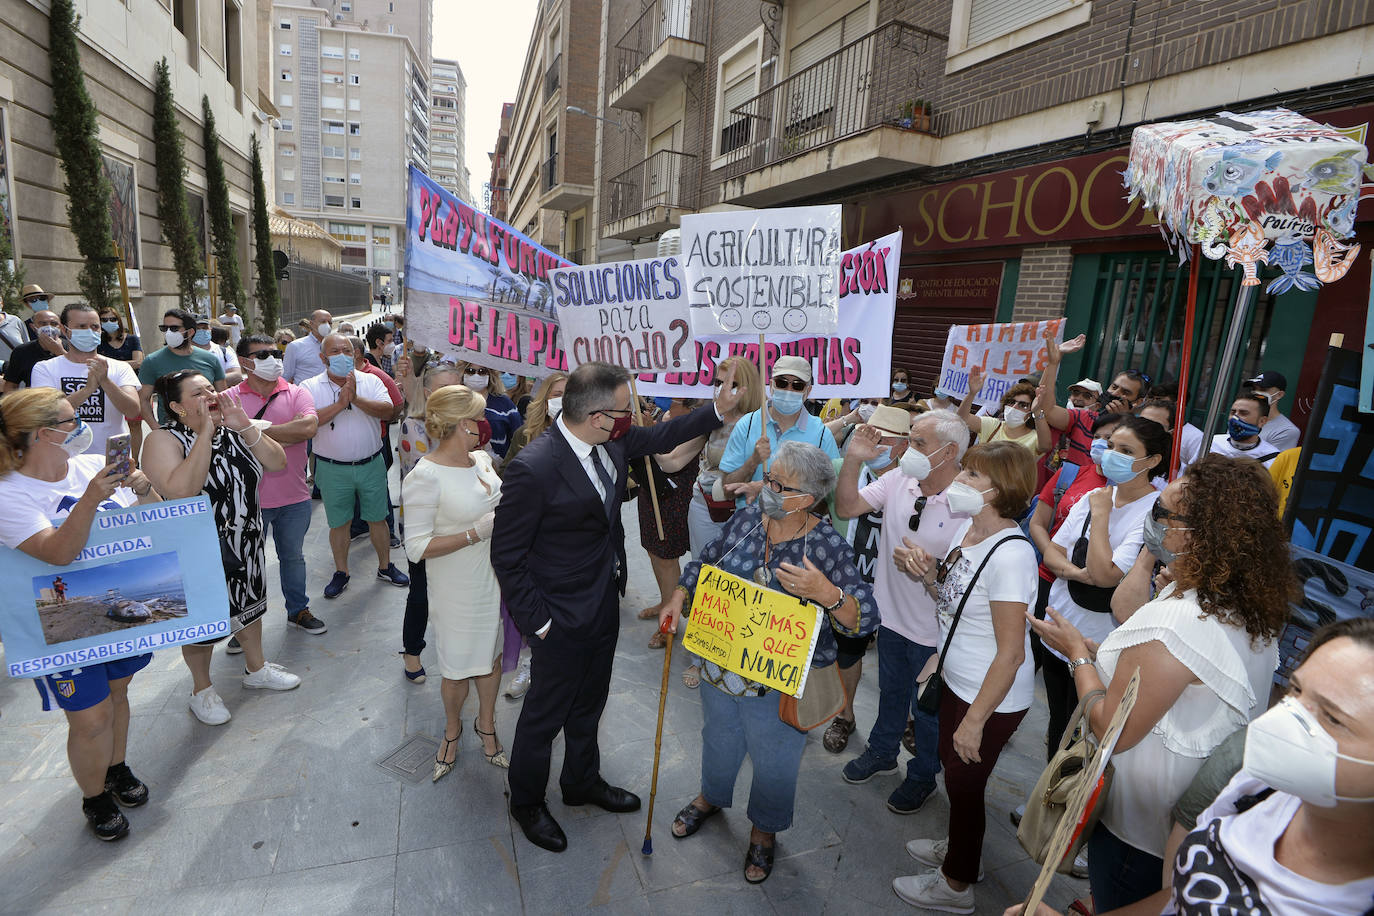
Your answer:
[322,46,344,60]
[279,43,292,56]
[386,24,394,34]
[349,73,360,85]
[324,175,345,183]
[947,0,1091,71]
[372,226,391,244]
[782,8,868,135]
[280,145,296,156]
[348,99,360,111]
[279,118,293,131]
[350,175,361,184]
[341,0,351,10]
[278,93,293,107]
[374,246,393,269]
[349,149,362,160]
[348,48,360,61]
[280,69,291,81]
[281,168,295,181]
[351,197,362,208]
[323,120,345,134]
[323,96,344,109]
[323,145,345,158]
[348,122,361,136]
[325,194,345,207]
[713,33,762,160]
[283,191,295,204]
[279,19,291,29]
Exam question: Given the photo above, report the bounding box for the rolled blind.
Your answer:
[967,0,1073,46]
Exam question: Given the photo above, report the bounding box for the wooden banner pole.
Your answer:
[628,374,666,540]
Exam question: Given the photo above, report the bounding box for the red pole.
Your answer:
[1171,245,1201,478]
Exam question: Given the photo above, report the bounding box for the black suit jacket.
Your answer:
[491,404,722,644]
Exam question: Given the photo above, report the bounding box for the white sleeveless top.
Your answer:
[1095,584,1278,857]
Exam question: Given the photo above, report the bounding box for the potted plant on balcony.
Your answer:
[898,99,915,129]
[913,99,932,132]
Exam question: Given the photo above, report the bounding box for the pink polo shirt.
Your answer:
[857,472,960,648]
[235,376,317,509]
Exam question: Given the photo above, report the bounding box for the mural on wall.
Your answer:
[100,153,141,289]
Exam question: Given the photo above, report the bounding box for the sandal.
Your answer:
[743,837,775,884]
[670,801,720,838]
[822,716,855,753]
[681,665,700,689]
[637,606,661,620]
[647,631,668,650]
[433,725,461,782]
[473,717,510,768]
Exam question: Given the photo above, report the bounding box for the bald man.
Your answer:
[284,308,333,383]
[1,309,63,392]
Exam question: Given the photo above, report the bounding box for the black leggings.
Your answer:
[401,558,427,656]
[1041,653,1078,762]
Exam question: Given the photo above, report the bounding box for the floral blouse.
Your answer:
[678,503,879,696]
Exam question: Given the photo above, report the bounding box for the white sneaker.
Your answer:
[504,657,531,698]
[892,869,975,914]
[188,686,231,725]
[1072,847,1090,878]
[905,838,984,882]
[242,661,301,691]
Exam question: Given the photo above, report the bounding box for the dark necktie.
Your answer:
[590,446,616,517]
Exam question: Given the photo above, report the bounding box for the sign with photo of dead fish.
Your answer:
[0,496,230,678]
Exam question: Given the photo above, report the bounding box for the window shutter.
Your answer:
[967,0,1073,46]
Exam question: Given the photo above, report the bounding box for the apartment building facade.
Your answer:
[487,101,514,221]
[1,0,268,331]
[591,0,1374,431]
[429,58,470,202]
[498,0,600,264]
[270,0,430,302]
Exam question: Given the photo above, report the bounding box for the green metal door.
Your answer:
[1059,251,1318,432]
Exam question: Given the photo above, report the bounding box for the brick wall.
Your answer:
[1011,244,1073,322]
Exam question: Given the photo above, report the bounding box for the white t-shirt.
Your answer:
[1176,423,1205,469]
[30,356,140,454]
[933,521,1038,713]
[1260,412,1300,451]
[1164,773,1374,916]
[856,472,960,647]
[211,344,240,376]
[301,370,389,461]
[1208,433,1281,468]
[0,454,137,551]
[1046,485,1158,660]
[218,313,244,346]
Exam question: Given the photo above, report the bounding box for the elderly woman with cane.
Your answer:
[659,440,878,883]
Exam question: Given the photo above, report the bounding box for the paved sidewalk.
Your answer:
[0,482,1090,914]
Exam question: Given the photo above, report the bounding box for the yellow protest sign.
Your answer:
[681,565,822,697]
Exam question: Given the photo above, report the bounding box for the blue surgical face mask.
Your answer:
[1228,416,1262,441]
[382,321,395,331]
[1090,438,1109,467]
[892,382,908,394]
[770,388,804,416]
[101,321,120,334]
[500,372,519,389]
[864,445,893,473]
[193,329,212,346]
[1099,448,1144,484]
[69,328,101,352]
[328,353,355,377]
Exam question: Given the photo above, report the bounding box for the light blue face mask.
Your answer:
[864,446,893,472]
[1090,438,1109,466]
[770,389,805,416]
[69,328,101,352]
[500,372,519,389]
[328,353,355,377]
[193,329,212,346]
[1099,448,1143,484]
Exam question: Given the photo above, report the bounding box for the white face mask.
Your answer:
[316,322,332,337]
[546,396,562,418]
[899,443,948,481]
[857,403,878,422]
[164,329,186,348]
[1243,696,1374,807]
[250,356,284,382]
[1003,406,1029,428]
[464,372,489,392]
[382,342,397,358]
[46,420,93,458]
[945,480,994,516]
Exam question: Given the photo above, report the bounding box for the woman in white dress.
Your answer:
[402,384,508,781]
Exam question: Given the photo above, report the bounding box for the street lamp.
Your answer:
[566,105,622,129]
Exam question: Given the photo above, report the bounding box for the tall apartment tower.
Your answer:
[270,0,431,302]
[429,58,470,202]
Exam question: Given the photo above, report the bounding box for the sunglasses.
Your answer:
[248,350,284,360]
[772,377,806,392]
[1151,501,1190,525]
[158,324,185,332]
[935,546,964,584]
[909,495,928,532]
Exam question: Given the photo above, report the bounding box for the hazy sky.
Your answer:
[433,1,542,206]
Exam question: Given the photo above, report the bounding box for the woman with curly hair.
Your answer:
[1031,453,1293,912]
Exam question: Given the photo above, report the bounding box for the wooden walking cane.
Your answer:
[627,375,666,540]
[642,615,675,855]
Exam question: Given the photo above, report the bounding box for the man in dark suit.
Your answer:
[493,360,740,852]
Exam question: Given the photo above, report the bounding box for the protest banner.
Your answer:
[680,565,822,697]
[0,496,230,679]
[634,230,900,399]
[550,255,693,372]
[935,317,1066,406]
[682,205,842,338]
[403,166,572,376]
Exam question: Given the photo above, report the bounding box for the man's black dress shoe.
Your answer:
[562,778,641,813]
[510,802,568,852]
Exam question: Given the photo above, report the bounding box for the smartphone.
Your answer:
[105,432,132,477]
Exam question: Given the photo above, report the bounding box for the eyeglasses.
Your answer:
[1151,501,1190,525]
[762,472,805,495]
[595,407,632,418]
[1009,400,1034,410]
[772,377,806,392]
[935,546,963,584]
[157,324,185,332]
[909,495,928,532]
[247,350,283,360]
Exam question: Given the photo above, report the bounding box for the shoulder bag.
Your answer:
[777,662,849,732]
[1018,688,1113,873]
[1067,509,1118,612]
[916,534,1031,715]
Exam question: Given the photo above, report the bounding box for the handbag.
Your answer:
[916,534,1031,716]
[778,662,848,732]
[1066,510,1117,612]
[1017,688,1113,874]
[698,479,737,523]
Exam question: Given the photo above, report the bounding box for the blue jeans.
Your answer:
[869,626,941,784]
[1088,826,1165,912]
[260,499,313,618]
[699,683,807,833]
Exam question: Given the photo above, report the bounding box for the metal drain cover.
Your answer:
[376,734,440,784]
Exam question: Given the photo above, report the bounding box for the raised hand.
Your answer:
[845,423,882,461]
[86,354,110,387]
[216,390,252,432]
[712,363,742,415]
[967,366,985,400]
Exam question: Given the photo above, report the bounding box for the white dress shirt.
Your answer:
[556,414,616,500]
[284,335,325,383]
[301,370,389,461]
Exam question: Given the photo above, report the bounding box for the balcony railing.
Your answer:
[614,0,705,86]
[722,21,945,179]
[543,153,558,192]
[545,52,562,101]
[603,149,699,228]
[566,248,585,265]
